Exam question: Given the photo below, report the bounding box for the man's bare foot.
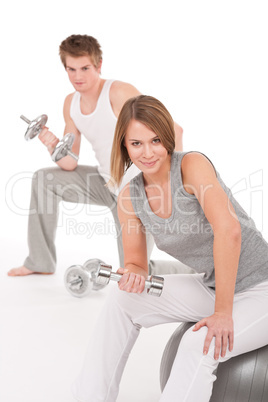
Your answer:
[7,266,53,277]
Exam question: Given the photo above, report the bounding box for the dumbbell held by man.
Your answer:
[20,114,79,162]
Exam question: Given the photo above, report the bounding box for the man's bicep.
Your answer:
[63,94,81,152]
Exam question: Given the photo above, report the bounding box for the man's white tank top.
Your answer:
[70,79,139,195]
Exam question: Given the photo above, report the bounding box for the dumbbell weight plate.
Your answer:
[83,259,108,291]
[24,114,48,140]
[64,265,93,298]
[51,133,75,162]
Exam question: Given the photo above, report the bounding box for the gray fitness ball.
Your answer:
[160,322,268,401]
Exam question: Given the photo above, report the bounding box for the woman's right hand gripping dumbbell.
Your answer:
[116,267,147,294]
[38,127,60,155]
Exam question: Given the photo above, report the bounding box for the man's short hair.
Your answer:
[59,34,102,68]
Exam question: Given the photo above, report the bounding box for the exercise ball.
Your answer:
[160,322,268,401]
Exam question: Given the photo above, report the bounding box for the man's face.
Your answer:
[65,55,101,92]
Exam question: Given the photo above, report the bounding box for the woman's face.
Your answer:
[124,119,170,175]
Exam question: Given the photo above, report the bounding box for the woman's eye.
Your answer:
[132,142,140,146]
[153,138,160,143]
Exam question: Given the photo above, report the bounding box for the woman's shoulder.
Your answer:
[181,152,216,175]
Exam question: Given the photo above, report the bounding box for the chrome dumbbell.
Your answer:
[64,259,107,298]
[20,114,48,140]
[96,263,164,297]
[20,114,79,162]
[64,259,164,298]
[51,133,79,162]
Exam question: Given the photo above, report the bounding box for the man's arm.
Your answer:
[110,81,183,151]
[60,93,81,170]
[109,81,142,118]
[38,93,81,171]
[174,122,183,151]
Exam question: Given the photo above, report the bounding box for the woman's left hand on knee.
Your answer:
[193,313,234,360]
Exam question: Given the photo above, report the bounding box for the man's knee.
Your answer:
[32,167,61,188]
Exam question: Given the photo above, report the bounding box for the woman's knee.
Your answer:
[179,325,216,364]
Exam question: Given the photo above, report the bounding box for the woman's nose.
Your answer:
[143,144,153,158]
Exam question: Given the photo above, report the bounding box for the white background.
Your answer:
[1,1,268,401]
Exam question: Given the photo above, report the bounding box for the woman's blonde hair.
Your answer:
[110,95,175,187]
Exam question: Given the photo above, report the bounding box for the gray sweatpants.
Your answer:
[24,166,193,275]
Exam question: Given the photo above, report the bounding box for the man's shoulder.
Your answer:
[64,92,76,104]
[63,92,76,117]
[109,81,141,116]
[110,80,139,96]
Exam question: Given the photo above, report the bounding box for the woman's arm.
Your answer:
[181,152,242,359]
[116,183,149,293]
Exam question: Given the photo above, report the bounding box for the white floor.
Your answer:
[0,221,180,402]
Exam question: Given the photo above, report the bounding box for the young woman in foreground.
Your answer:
[72,95,268,402]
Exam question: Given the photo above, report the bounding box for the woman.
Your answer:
[72,95,268,402]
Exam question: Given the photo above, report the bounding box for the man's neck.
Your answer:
[79,78,105,115]
[80,77,104,101]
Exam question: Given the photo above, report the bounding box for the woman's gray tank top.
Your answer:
[129,152,268,293]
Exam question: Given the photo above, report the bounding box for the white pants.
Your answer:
[72,274,268,402]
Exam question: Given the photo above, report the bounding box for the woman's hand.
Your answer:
[117,268,146,294]
[193,312,234,360]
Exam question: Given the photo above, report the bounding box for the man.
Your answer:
[8,34,188,277]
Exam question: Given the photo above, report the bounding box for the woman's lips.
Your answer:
[141,160,157,167]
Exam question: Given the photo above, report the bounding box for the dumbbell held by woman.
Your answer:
[96,263,164,297]
[64,259,164,298]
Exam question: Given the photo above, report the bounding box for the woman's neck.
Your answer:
[143,155,171,188]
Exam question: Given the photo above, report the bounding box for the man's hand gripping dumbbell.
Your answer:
[64,259,164,298]
[20,114,79,162]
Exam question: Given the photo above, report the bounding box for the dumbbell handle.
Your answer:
[69,276,83,288]
[109,272,152,289]
[97,263,164,296]
[21,113,79,163]
[20,115,31,124]
[69,272,158,289]
[66,150,79,161]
